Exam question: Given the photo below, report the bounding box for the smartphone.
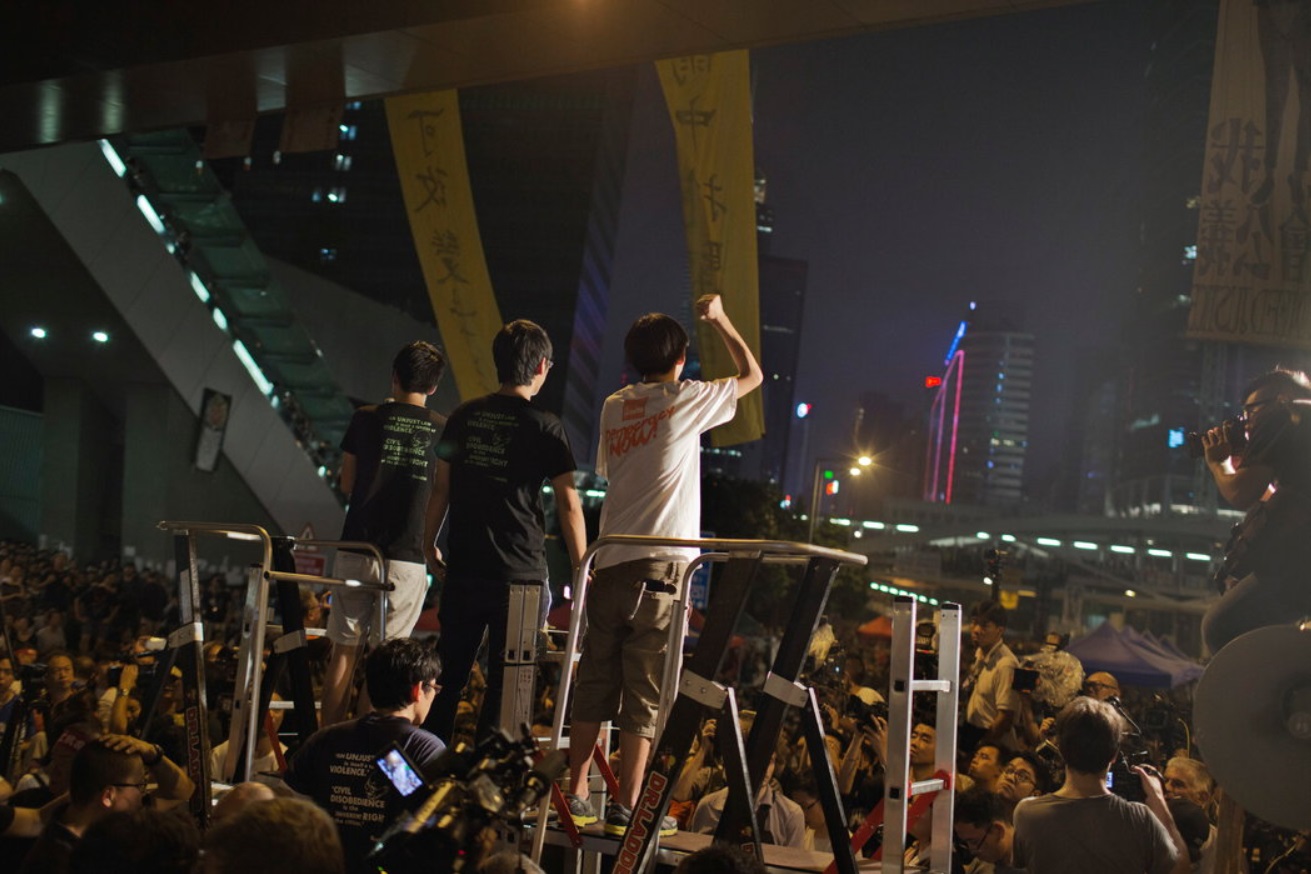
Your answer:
[376,746,425,797]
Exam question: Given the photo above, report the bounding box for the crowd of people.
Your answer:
[4,332,1309,874]
[614,598,1249,874]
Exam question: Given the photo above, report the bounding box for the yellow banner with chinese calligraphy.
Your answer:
[1186,0,1311,347]
[658,51,765,446]
[385,90,503,400]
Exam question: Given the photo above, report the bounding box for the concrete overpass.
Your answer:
[3,1,1089,154]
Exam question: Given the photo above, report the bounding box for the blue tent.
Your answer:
[1065,621,1174,688]
[1119,625,1204,686]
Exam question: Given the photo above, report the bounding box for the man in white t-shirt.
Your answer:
[565,294,762,836]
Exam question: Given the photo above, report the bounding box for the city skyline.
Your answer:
[597,1,1151,507]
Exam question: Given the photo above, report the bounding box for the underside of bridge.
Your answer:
[3,1,1088,153]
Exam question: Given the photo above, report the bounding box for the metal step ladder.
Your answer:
[874,596,963,874]
[530,535,868,873]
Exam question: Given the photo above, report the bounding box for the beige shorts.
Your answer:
[571,558,684,738]
[325,551,427,646]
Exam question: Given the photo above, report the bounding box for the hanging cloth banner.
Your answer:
[1186,0,1311,347]
[386,91,503,400]
[657,51,765,446]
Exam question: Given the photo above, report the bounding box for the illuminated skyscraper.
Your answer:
[924,304,1034,508]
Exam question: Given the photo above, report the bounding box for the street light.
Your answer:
[808,454,872,542]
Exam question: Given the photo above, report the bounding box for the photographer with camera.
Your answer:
[1200,367,1311,653]
[1013,697,1188,874]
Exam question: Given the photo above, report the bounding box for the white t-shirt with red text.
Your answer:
[595,378,738,569]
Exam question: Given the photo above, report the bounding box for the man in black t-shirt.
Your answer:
[1201,367,1311,652]
[322,341,447,726]
[421,320,587,743]
[285,639,445,874]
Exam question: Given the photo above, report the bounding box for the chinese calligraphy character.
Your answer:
[413,165,448,213]
[700,240,723,274]
[406,108,444,157]
[701,174,727,222]
[430,229,461,259]
[675,96,716,149]
[669,55,712,87]
[1197,198,1238,278]
[1205,118,1263,196]
[435,256,468,286]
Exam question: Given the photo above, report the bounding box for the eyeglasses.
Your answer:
[422,681,442,695]
[112,781,150,794]
[1242,396,1276,418]
[956,823,993,857]
[1002,765,1036,784]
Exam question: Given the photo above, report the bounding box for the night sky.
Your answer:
[603,0,1151,498]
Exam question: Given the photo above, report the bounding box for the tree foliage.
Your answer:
[699,474,874,630]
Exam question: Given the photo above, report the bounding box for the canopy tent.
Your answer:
[1118,625,1204,686]
[1065,621,1176,688]
[1144,629,1193,663]
[856,615,894,638]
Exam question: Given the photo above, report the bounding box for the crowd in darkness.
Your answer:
[2,534,1305,874]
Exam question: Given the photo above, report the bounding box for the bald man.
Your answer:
[1083,672,1120,702]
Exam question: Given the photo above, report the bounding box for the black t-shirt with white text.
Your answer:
[284,713,446,874]
[340,402,445,564]
[439,393,576,580]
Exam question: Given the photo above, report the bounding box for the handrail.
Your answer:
[157,520,393,781]
[532,534,866,863]
[156,522,391,592]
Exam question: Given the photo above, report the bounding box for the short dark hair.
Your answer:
[954,785,1008,828]
[970,601,1007,628]
[1055,697,1122,775]
[1243,367,1311,401]
[365,638,442,711]
[392,341,446,394]
[203,797,345,874]
[675,844,768,874]
[71,808,201,874]
[492,320,552,386]
[69,740,141,805]
[625,313,688,379]
[1007,750,1056,794]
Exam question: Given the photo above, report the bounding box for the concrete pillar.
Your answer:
[40,377,119,562]
[121,384,280,567]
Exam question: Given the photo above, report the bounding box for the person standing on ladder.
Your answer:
[321,341,448,726]
[421,319,587,743]
[565,294,762,836]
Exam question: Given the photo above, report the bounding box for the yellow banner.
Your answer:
[1187,0,1311,347]
[658,52,765,446]
[386,91,503,400]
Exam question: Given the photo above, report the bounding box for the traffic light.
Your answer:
[825,479,840,496]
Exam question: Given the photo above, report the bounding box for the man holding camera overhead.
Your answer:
[1200,367,1311,653]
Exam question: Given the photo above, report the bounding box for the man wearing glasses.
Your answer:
[994,752,1051,822]
[1083,672,1121,703]
[285,638,445,874]
[1200,368,1311,652]
[19,734,194,874]
[954,785,1021,873]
